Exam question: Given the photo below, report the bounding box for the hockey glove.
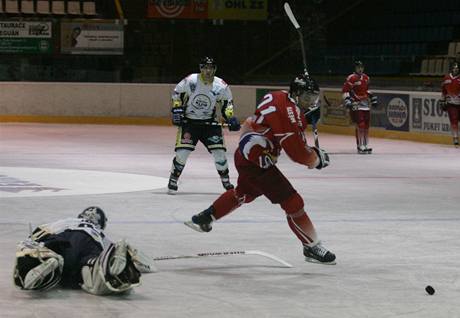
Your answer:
[305,105,321,126]
[171,107,185,126]
[227,116,241,131]
[312,147,330,170]
[370,95,378,107]
[439,99,447,112]
[224,104,234,119]
[344,97,354,109]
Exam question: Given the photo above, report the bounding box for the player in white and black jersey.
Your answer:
[168,57,241,194]
[13,207,154,295]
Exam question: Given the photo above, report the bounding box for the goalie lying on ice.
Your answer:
[13,206,155,295]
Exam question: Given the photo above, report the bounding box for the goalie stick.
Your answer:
[153,250,293,268]
[284,2,320,148]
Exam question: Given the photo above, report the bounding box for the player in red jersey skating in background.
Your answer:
[441,61,460,147]
[342,61,378,154]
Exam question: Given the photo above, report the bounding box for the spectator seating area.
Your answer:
[0,0,97,16]
[310,0,460,76]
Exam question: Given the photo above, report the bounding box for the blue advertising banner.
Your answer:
[372,93,410,131]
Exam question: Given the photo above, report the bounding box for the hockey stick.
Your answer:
[284,2,320,148]
[284,2,308,76]
[182,119,229,128]
[153,250,293,268]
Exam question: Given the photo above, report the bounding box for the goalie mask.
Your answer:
[78,206,107,230]
[289,74,320,110]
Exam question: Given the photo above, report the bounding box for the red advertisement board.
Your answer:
[147,0,208,19]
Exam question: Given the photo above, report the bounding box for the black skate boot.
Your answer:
[218,169,234,190]
[184,206,215,233]
[303,242,336,265]
[167,174,178,194]
[167,158,184,194]
[364,145,373,154]
[357,146,367,154]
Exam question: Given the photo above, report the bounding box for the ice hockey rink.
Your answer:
[1,123,459,318]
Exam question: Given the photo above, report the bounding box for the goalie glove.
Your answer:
[171,106,185,126]
[439,99,447,111]
[227,116,241,131]
[312,147,330,170]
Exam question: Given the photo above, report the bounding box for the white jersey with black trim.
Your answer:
[172,73,233,120]
[30,218,108,249]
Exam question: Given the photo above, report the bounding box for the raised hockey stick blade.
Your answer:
[153,250,293,268]
[285,2,321,147]
[284,2,309,76]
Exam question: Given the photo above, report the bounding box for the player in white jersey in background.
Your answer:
[168,57,241,194]
[13,207,154,295]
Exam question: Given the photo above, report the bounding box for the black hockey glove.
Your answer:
[305,105,321,126]
[370,95,378,107]
[312,147,330,170]
[227,116,241,131]
[439,99,447,112]
[344,97,354,109]
[171,107,185,126]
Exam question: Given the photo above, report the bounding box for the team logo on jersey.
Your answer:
[190,83,196,93]
[192,94,212,110]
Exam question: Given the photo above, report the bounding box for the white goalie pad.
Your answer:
[128,245,157,273]
[81,241,141,295]
[13,240,64,291]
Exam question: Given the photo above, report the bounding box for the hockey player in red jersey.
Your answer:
[441,61,460,147]
[184,74,336,265]
[342,61,378,154]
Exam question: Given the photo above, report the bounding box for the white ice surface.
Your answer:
[1,123,459,318]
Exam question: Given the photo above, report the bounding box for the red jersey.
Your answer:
[239,90,318,168]
[441,73,460,105]
[342,72,371,102]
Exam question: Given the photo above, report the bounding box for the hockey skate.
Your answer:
[364,145,372,154]
[357,146,367,154]
[454,137,459,148]
[220,175,234,190]
[303,242,336,265]
[184,208,214,233]
[23,257,60,289]
[109,240,128,276]
[167,174,178,194]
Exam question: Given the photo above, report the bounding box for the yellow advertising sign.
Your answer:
[322,90,352,126]
[208,0,267,20]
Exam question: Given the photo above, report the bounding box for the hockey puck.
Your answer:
[425,285,435,295]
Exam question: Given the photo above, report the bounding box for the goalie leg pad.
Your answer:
[127,245,157,273]
[13,240,64,291]
[81,241,141,295]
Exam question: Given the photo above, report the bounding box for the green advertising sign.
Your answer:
[0,38,52,53]
[0,21,52,54]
